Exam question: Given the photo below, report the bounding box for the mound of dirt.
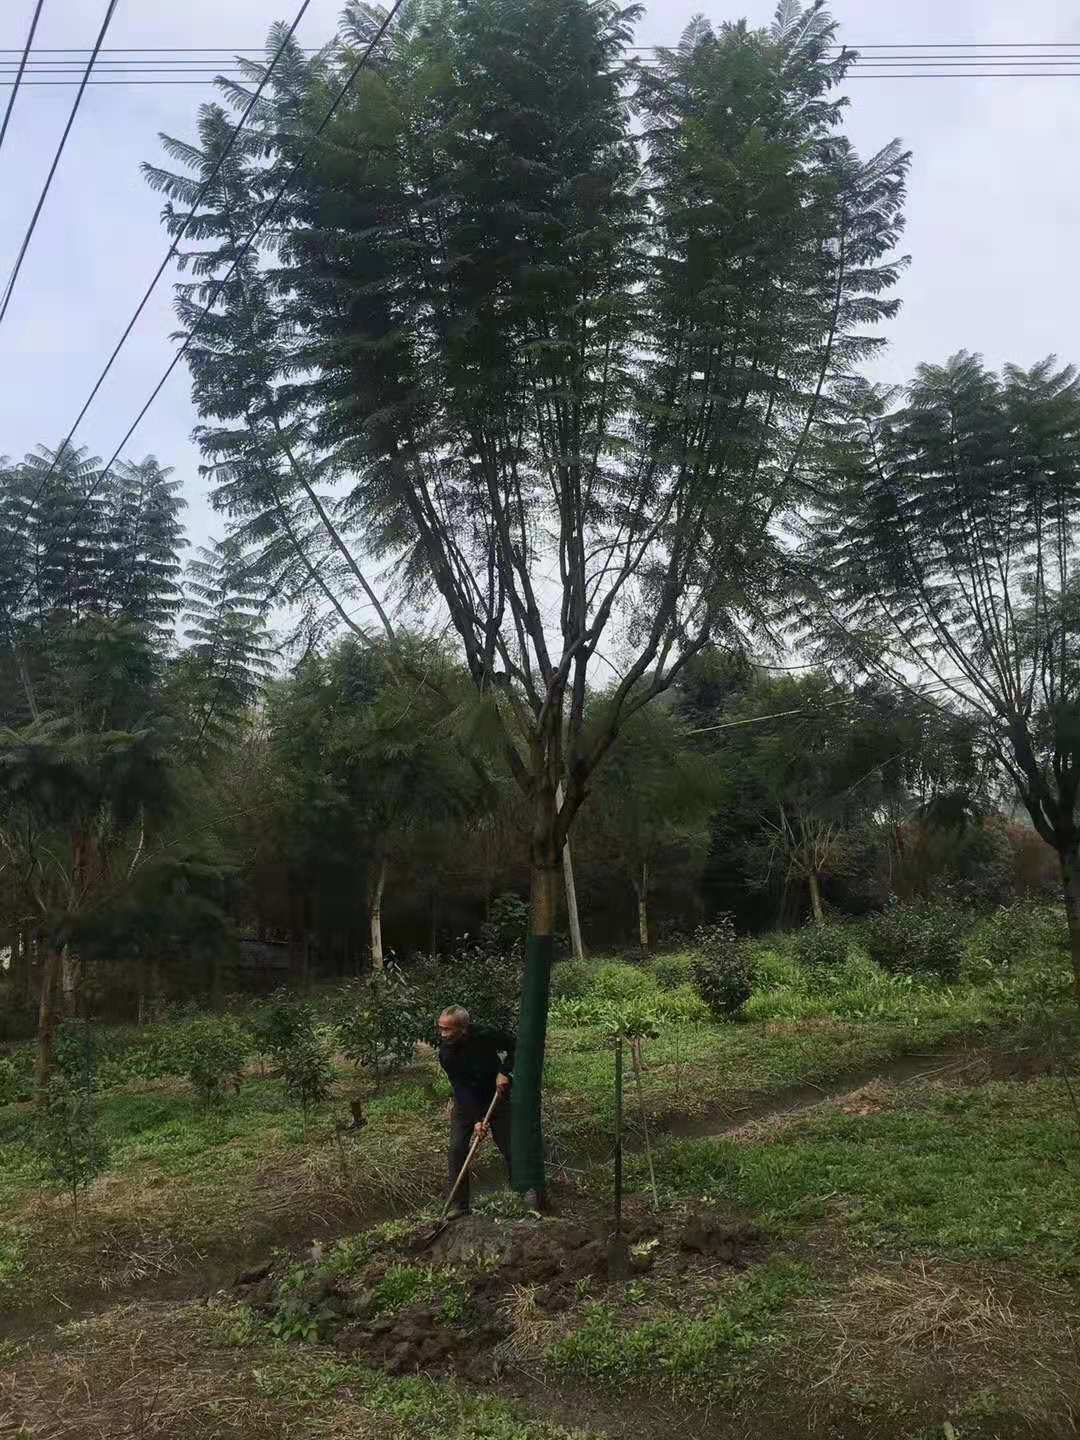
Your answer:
[340,1299,505,1375]
[235,1211,768,1376]
[678,1215,766,1267]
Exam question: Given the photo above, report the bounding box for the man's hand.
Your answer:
[495,1072,511,1094]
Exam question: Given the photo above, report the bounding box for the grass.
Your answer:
[0,921,1075,1315]
[624,1076,1080,1274]
[0,1071,446,1312]
[548,1257,815,1392]
[2,1297,599,1440]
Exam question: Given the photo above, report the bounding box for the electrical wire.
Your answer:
[0,0,120,330]
[7,0,407,619]
[8,0,319,535]
[0,0,46,157]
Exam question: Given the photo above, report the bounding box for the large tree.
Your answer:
[152,0,908,1197]
[806,352,1080,999]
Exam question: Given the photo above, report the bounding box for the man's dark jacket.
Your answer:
[437,1024,515,1108]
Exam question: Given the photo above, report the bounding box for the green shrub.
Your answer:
[966,904,1060,980]
[651,953,693,991]
[750,948,803,993]
[413,944,520,1033]
[335,965,421,1089]
[859,899,971,983]
[248,991,313,1069]
[36,1077,111,1217]
[0,1055,30,1106]
[478,893,529,952]
[791,924,851,973]
[280,1027,335,1117]
[550,960,592,1000]
[176,1016,249,1105]
[654,983,710,1024]
[591,963,658,1003]
[690,917,754,1020]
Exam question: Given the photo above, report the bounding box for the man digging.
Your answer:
[436,1006,514,1217]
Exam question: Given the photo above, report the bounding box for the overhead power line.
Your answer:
[0,0,119,330]
[9,0,407,618]
[3,0,319,571]
[0,0,46,157]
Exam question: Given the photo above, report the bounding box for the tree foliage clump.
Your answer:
[335,964,422,1088]
[690,917,755,1020]
[177,1015,250,1104]
[859,900,970,984]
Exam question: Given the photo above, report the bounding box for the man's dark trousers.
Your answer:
[448,1092,511,1210]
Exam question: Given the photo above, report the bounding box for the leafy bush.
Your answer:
[248,991,313,1069]
[176,1016,249,1104]
[790,924,851,973]
[654,983,710,1024]
[36,1077,111,1216]
[550,959,592,1000]
[750,947,803,993]
[478,893,529,952]
[650,954,693,991]
[591,963,658,1004]
[859,899,971,982]
[280,1027,335,1117]
[690,917,754,1020]
[413,944,520,1033]
[335,965,422,1088]
[0,1055,30,1106]
[966,904,1061,980]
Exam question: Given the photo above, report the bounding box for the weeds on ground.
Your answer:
[548,1257,814,1391]
[625,1078,1080,1273]
[250,1352,597,1438]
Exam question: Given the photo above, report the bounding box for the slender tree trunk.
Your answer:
[60,946,81,1017]
[369,856,387,970]
[1058,848,1080,1006]
[557,782,585,964]
[512,854,557,1204]
[35,946,63,1101]
[808,870,825,926]
[23,929,35,1004]
[636,862,650,951]
[7,930,24,994]
[430,882,439,957]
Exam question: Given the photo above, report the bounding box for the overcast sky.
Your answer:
[2,0,1079,564]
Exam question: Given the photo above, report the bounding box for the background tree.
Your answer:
[263,635,489,972]
[577,694,718,949]
[152,0,908,1198]
[805,352,1080,998]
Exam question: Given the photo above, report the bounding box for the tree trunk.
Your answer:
[511,858,557,1203]
[23,929,35,1004]
[430,882,440,957]
[369,856,387,970]
[557,782,585,964]
[808,870,825,926]
[1059,848,1080,1005]
[636,862,650,951]
[7,931,24,994]
[60,946,81,1017]
[35,946,62,1101]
